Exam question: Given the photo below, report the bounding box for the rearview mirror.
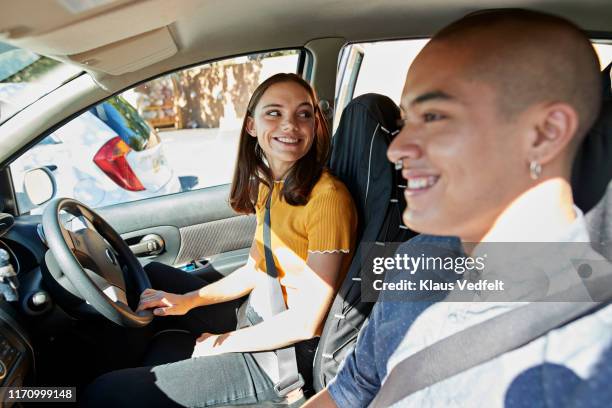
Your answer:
[24,167,56,206]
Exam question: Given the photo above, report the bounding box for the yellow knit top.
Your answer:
[253,170,358,308]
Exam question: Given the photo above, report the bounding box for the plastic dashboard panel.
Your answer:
[0,300,32,400]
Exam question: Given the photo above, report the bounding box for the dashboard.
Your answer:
[0,211,188,398]
[0,213,150,398]
[0,228,49,404]
[0,302,32,404]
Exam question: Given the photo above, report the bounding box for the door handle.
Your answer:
[129,234,164,256]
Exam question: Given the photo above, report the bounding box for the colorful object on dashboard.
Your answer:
[93,136,145,191]
[181,261,197,272]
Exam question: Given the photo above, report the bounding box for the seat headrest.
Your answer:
[337,93,401,131]
[571,64,612,212]
[602,62,612,100]
[329,94,401,226]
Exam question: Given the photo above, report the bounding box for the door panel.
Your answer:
[97,184,236,231]
[120,225,182,266]
[97,184,255,271]
[173,215,254,266]
[193,247,251,282]
[206,247,251,276]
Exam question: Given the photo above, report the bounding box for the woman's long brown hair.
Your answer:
[229,73,330,214]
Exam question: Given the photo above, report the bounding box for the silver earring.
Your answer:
[529,160,542,180]
[394,159,404,171]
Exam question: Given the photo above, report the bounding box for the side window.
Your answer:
[335,39,612,130]
[334,39,428,132]
[593,42,612,71]
[333,44,364,130]
[351,39,428,103]
[10,50,301,214]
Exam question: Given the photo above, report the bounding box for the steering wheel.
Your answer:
[42,198,153,328]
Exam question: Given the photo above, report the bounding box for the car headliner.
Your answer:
[0,0,611,166]
[1,0,611,91]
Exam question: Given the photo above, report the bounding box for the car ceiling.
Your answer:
[1,0,612,94]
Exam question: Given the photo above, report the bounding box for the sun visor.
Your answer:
[67,27,177,75]
[0,0,199,55]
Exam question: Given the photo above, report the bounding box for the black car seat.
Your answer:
[312,93,416,391]
[576,62,612,257]
[572,61,612,214]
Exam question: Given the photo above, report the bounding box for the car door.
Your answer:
[6,49,307,281]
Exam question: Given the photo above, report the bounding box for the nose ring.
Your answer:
[394,159,403,171]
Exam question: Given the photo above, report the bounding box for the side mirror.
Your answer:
[23,167,56,206]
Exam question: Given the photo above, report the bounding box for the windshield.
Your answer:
[0,42,82,124]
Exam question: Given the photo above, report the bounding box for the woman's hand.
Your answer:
[191,332,229,357]
[182,252,348,355]
[136,288,194,316]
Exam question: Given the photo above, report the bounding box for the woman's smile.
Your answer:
[274,136,300,145]
[271,135,305,150]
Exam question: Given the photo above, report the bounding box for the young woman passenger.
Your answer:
[81,73,357,407]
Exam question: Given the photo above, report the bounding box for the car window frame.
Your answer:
[2,47,311,216]
[333,36,612,131]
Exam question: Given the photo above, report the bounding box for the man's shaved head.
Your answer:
[431,9,601,142]
[388,9,603,240]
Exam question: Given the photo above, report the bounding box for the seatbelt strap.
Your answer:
[370,274,612,408]
[264,193,303,396]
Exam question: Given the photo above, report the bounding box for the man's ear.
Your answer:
[246,117,257,137]
[527,102,579,165]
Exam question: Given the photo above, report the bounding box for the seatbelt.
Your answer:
[369,273,612,408]
[263,193,303,397]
